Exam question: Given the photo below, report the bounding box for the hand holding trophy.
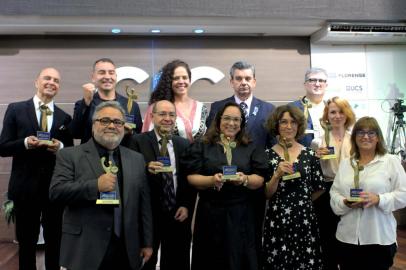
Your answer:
[319,118,336,159]
[96,156,120,205]
[220,133,238,181]
[124,85,138,130]
[279,137,301,181]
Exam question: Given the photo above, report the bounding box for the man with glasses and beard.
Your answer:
[50,101,152,270]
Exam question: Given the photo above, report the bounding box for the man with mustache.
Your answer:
[70,58,143,144]
[50,101,153,270]
[0,67,73,270]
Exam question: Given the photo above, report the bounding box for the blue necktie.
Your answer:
[240,102,249,123]
[159,138,176,211]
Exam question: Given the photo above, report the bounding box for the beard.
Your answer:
[93,131,123,150]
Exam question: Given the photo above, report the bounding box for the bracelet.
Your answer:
[243,175,249,187]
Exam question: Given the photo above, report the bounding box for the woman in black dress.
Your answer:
[262,105,325,270]
[181,102,267,270]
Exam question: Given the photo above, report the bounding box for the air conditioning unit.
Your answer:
[311,22,406,44]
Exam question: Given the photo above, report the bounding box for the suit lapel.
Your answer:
[146,131,160,157]
[120,146,131,206]
[83,140,105,179]
[247,97,261,132]
[26,99,40,132]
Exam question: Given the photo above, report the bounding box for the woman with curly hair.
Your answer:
[142,60,207,142]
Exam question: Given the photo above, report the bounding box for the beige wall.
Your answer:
[0,35,310,240]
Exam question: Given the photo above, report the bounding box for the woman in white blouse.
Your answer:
[142,60,207,142]
[312,97,355,270]
[330,116,406,270]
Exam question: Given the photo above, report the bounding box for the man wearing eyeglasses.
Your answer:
[128,100,195,270]
[50,101,153,270]
[289,67,329,147]
[70,58,143,144]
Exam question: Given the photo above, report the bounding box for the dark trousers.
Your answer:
[337,241,397,270]
[143,209,192,270]
[14,200,63,270]
[99,234,131,270]
[314,181,340,270]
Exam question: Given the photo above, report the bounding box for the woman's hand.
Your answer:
[231,172,246,186]
[343,199,364,209]
[212,173,224,191]
[360,191,380,208]
[276,161,294,177]
[316,147,330,158]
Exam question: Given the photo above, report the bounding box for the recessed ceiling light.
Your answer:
[151,29,161,33]
[111,28,121,34]
[194,29,205,34]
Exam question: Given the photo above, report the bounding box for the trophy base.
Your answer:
[155,167,173,173]
[222,174,239,181]
[321,154,337,160]
[282,172,301,181]
[96,199,120,205]
[39,140,53,145]
[125,122,136,129]
[347,197,364,203]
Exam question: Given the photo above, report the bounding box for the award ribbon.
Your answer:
[220,133,236,165]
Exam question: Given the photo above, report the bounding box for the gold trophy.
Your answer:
[96,156,120,205]
[348,157,364,202]
[125,85,138,129]
[220,134,238,181]
[155,132,174,173]
[319,119,336,160]
[279,137,301,181]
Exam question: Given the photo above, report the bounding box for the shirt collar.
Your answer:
[33,95,55,112]
[154,130,173,146]
[234,94,253,106]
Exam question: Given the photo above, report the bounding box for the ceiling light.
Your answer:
[151,29,161,33]
[111,28,121,34]
[194,29,205,34]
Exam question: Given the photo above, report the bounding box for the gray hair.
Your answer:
[229,61,255,78]
[304,67,328,82]
[92,101,125,121]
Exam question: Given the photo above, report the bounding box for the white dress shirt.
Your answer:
[234,94,253,116]
[330,154,406,245]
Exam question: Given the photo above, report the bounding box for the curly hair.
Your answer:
[148,59,191,105]
[266,105,306,140]
[203,102,250,145]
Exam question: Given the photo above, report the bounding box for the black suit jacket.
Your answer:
[206,96,275,148]
[128,131,196,214]
[0,98,73,202]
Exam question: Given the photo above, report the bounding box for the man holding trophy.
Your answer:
[129,100,195,270]
[70,58,143,144]
[50,101,152,270]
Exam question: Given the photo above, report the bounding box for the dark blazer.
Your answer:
[70,92,143,143]
[206,96,275,148]
[0,98,73,201]
[128,131,195,214]
[49,139,153,270]
[288,99,314,147]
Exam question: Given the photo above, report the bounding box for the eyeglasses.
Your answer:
[95,117,125,127]
[153,111,176,118]
[221,115,242,123]
[306,78,327,84]
[279,119,298,127]
[355,130,377,138]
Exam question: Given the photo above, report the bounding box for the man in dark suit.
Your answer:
[0,67,73,270]
[289,67,328,147]
[206,61,274,264]
[129,100,195,270]
[70,58,143,144]
[50,101,153,270]
[206,61,275,148]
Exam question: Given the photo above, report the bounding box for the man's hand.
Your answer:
[140,247,153,263]
[174,207,188,222]
[97,173,117,192]
[45,138,61,153]
[82,83,96,106]
[27,136,41,149]
[147,161,164,174]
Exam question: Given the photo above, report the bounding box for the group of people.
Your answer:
[0,58,405,270]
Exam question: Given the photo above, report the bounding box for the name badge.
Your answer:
[97,191,119,205]
[156,156,173,172]
[282,164,301,181]
[37,131,52,144]
[222,165,238,181]
[348,188,364,202]
[321,146,337,160]
[125,114,136,129]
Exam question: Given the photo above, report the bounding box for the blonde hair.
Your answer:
[321,96,356,130]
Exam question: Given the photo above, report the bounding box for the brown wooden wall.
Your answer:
[0,35,310,241]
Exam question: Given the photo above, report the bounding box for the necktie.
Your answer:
[39,104,51,132]
[240,102,249,123]
[159,137,176,211]
[109,151,122,237]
